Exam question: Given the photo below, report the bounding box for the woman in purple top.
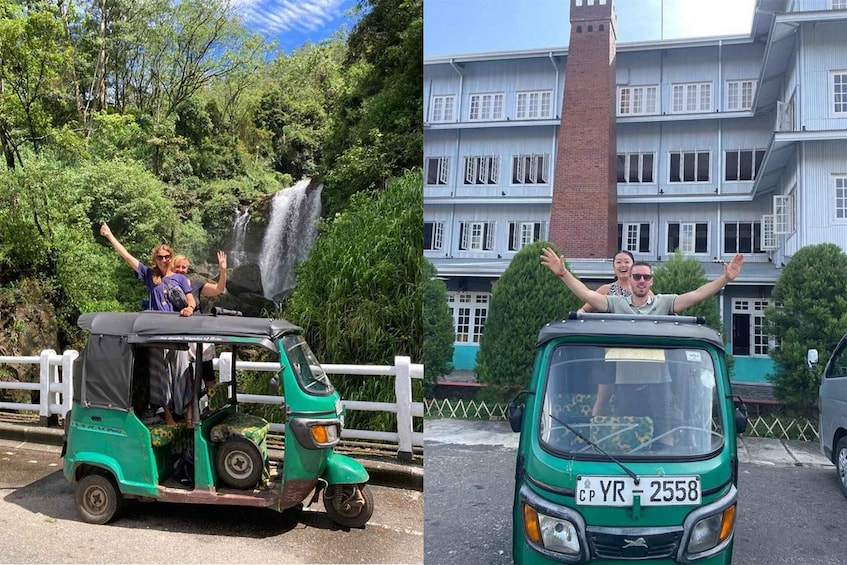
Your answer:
[100,223,196,426]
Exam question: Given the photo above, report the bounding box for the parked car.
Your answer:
[62,311,374,527]
[807,340,847,498]
[509,313,748,563]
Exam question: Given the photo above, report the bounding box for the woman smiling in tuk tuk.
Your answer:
[100,222,195,426]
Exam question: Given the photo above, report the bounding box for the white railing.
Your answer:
[0,350,78,424]
[0,350,423,459]
[215,353,424,458]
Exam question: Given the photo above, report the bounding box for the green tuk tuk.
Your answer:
[62,311,374,527]
[509,313,747,563]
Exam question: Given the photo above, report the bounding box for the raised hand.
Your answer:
[540,247,565,277]
[724,253,744,281]
[217,250,227,270]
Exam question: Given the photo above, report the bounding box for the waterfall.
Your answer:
[259,178,323,303]
[229,207,250,267]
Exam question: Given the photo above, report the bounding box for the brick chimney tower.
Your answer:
[549,0,618,258]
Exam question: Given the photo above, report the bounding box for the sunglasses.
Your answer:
[156,254,172,261]
[631,273,653,281]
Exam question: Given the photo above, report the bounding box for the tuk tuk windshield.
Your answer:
[282,334,334,395]
[539,344,724,458]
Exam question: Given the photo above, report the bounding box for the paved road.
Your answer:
[0,440,423,564]
[424,419,844,565]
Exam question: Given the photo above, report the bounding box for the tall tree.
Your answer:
[475,241,583,402]
[0,0,68,160]
[320,0,422,216]
[765,243,847,408]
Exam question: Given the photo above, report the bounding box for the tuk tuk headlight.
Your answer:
[310,422,339,445]
[686,503,736,555]
[290,419,341,449]
[523,503,581,556]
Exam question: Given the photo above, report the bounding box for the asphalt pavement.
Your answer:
[424,418,834,468]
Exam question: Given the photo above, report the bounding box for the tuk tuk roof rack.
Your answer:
[537,312,724,349]
[566,311,707,325]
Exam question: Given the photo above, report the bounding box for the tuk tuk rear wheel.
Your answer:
[216,437,263,489]
[323,483,374,528]
[75,473,122,525]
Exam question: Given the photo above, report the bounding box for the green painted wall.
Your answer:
[730,353,775,384]
[452,344,479,371]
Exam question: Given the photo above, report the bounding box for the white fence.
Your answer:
[0,350,423,459]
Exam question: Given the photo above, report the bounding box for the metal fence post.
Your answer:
[39,349,57,426]
[394,356,413,462]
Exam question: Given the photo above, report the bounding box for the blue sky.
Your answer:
[233,0,360,53]
[425,0,756,57]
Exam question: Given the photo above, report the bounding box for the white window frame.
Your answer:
[429,95,455,123]
[425,156,450,186]
[724,149,765,181]
[515,90,553,119]
[459,221,495,251]
[835,175,847,221]
[617,152,655,183]
[447,292,489,344]
[671,82,712,113]
[832,71,847,115]
[512,154,549,185]
[667,222,708,254]
[773,194,795,235]
[760,215,777,250]
[464,155,500,185]
[833,0,847,8]
[423,221,444,251]
[508,221,545,251]
[618,85,658,116]
[469,93,504,121]
[669,151,710,183]
[725,80,757,111]
[733,299,772,357]
[619,222,651,253]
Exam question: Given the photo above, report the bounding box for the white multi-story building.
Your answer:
[423,0,847,384]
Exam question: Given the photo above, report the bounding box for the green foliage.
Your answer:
[652,250,722,330]
[285,170,422,432]
[422,258,454,393]
[320,0,422,217]
[475,242,583,402]
[286,169,422,365]
[765,243,847,408]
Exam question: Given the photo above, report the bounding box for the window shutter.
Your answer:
[484,222,495,250]
[459,223,468,250]
[509,222,517,251]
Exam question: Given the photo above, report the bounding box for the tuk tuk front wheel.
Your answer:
[216,437,263,489]
[75,473,122,525]
[323,483,374,528]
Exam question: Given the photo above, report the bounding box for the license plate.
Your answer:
[576,475,701,506]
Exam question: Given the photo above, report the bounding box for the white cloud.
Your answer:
[233,0,347,35]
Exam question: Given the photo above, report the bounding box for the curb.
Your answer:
[0,420,423,491]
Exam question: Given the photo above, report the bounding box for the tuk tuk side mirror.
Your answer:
[732,396,748,435]
[508,390,532,433]
[807,349,819,370]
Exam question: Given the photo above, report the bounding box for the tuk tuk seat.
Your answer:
[148,422,188,447]
[207,381,230,414]
[210,412,270,447]
[551,393,597,419]
[589,415,654,451]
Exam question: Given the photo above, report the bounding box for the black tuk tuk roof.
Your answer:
[536,313,725,350]
[78,311,302,346]
[74,312,302,412]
